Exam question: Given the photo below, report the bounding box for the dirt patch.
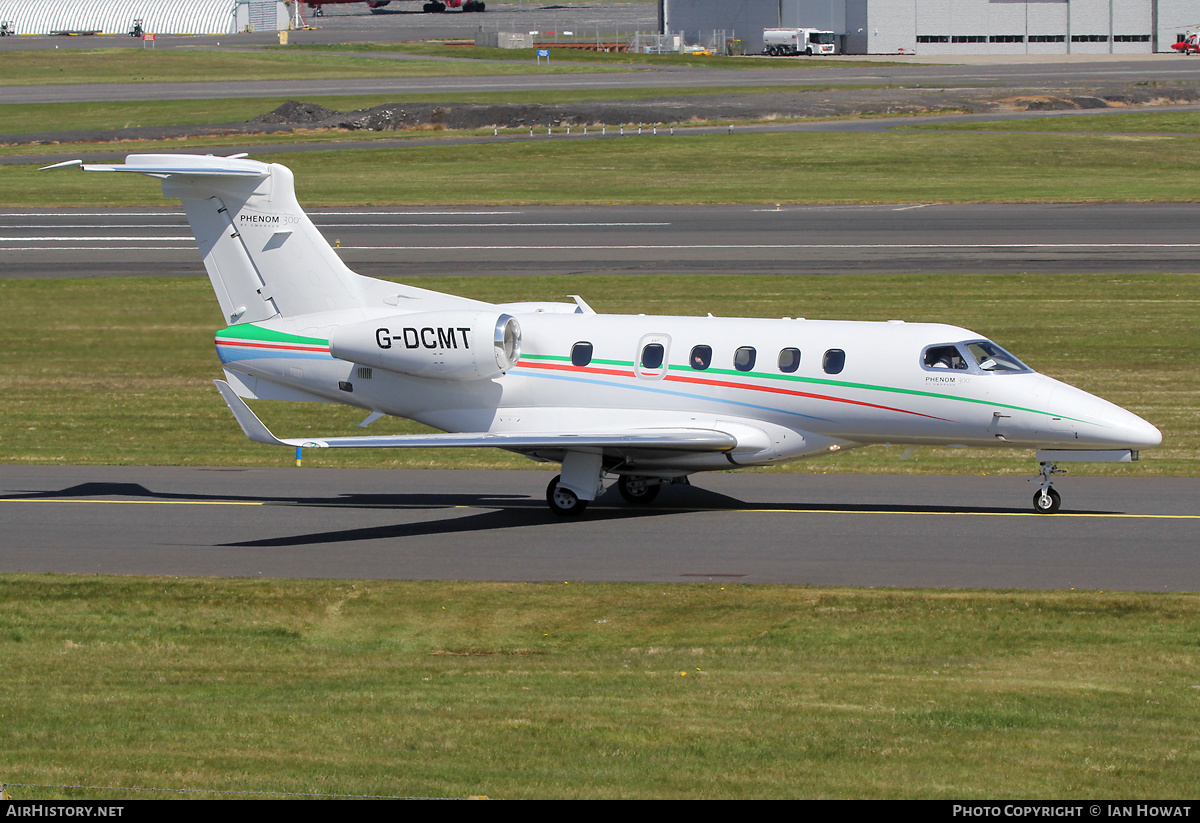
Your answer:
[5,81,1200,146]
[247,85,1200,131]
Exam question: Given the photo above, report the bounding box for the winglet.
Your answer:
[213,380,287,446]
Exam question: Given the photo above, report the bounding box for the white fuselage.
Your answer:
[215,309,1161,473]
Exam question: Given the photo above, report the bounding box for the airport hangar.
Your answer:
[0,0,293,35]
[659,0,1197,56]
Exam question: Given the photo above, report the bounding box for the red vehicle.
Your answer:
[306,0,484,14]
[1172,32,1200,54]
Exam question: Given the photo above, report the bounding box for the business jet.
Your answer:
[45,153,1162,516]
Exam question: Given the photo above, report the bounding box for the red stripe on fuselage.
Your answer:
[514,360,950,421]
[663,372,948,420]
[215,339,330,354]
[517,360,632,379]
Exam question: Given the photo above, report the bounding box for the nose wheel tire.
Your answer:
[546,475,588,516]
[1033,487,1061,514]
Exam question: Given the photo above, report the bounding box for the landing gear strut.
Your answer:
[1031,461,1065,514]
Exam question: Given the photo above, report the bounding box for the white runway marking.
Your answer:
[309,223,671,228]
[0,237,194,242]
[335,243,1200,251]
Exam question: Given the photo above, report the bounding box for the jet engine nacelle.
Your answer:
[330,311,521,381]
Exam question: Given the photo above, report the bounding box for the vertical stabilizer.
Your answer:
[77,155,374,323]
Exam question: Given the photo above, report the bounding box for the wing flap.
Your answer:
[214,380,736,452]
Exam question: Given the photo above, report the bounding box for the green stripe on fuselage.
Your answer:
[667,364,1080,421]
[517,353,1086,424]
[215,325,328,347]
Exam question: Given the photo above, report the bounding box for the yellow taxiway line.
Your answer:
[2,498,1197,519]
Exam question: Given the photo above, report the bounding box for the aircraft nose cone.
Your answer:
[1125,415,1163,449]
[1049,384,1162,449]
[1090,402,1162,449]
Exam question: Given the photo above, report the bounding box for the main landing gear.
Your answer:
[546,474,588,516]
[1031,461,1066,514]
[617,474,661,506]
[545,472,672,516]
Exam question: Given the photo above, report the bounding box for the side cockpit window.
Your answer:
[923,344,968,371]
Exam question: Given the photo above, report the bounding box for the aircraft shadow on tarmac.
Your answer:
[5,481,1112,549]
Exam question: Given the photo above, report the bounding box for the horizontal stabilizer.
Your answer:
[71,154,270,179]
[214,381,737,453]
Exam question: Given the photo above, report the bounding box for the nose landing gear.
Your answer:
[1031,461,1066,514]
[1033,485,1062,514]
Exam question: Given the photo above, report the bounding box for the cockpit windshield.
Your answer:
[922,340,1031,374]
[964,340,1029,372]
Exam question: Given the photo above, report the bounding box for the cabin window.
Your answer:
[923,344,968,371]
[571,342,593,367]
[823,349,846,375]
[734,346,756,372]
[778,347,800,373]
[641,343,665,370]
[690,345,712,371]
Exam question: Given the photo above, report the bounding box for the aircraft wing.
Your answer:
[214,380,737,452]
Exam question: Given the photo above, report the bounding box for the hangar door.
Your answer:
[912,0,1153,54]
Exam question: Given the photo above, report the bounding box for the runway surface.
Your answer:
[2,466,1195,590]
[5,202,1200,277]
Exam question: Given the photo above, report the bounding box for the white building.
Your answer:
[0,0,293,36]
[660,0,1197,55]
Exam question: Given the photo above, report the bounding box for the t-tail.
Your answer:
[48,153,468,323]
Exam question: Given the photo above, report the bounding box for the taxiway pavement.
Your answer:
[2,466,1195,590]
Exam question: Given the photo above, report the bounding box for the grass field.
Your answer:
[0,47,618,87]
[906,109,1200,133]
[0,272,1193,475]
[9,129,1200,207]
[2,577,1198,799]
